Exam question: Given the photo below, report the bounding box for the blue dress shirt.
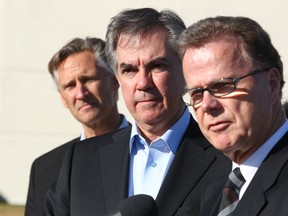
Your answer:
[128,108,190,199]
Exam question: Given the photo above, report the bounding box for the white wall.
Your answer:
[0,0,287,205]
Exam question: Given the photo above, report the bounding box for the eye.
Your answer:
[122,68,133,73]
[209,81,235,95]
[190,89,204,106]
[149,62,168,73]
[84,77,98,83]
[62,82,75,91]
[191,88,203,96]
[155,63,166,69]
[120,66,138,76]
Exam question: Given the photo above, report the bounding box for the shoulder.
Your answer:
[32,137,80,167]
[75,126,132,150]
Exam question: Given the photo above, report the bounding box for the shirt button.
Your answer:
[150,161,157,167]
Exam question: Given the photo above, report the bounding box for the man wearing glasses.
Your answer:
[179,16,288,215]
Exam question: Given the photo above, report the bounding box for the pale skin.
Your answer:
[182,39,285,164]
[57,51,121,138]
[115,30,185,143]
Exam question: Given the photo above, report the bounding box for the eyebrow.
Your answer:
[119,63,133,70]
[146,57,169,68]
[119,57,170,69]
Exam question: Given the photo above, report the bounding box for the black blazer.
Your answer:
[201,131,288,216]
[25,137,80,216]
[44,117,231,216]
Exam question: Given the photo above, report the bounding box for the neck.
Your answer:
[136,105,185,144]
[83,112,122,139]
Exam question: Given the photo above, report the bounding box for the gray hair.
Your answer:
[48,37,113,90]
[105,8,186,72]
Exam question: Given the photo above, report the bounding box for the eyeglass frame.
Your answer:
[182,68,271,107]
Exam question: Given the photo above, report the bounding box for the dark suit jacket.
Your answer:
[201,131,288,216]
[25,137,80,216]
[44,118,231,216]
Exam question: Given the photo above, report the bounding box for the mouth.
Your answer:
[136,98,162,105]
[78,102,97,110]
[138,99,158,102]
[208,121,231,132]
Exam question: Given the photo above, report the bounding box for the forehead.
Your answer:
[57,51,100,79]
[116,30,169,62]
[59,51,95,70]
[183,39,248,85]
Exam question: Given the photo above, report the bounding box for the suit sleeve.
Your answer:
[43,143,75,216]
[24,161,37,216]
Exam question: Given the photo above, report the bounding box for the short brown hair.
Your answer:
[48,37,113,89]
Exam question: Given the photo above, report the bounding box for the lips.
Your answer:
[137,99,158,103]
[78,102,97,110]
[208,121,231,132]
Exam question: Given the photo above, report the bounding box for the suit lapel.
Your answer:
[233,131,288,216]
[99,127,131,212]
[201,174,227,216]
[157,139,217,216]
[156,118,217,216]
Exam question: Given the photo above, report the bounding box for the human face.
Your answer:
[116,30,185,136]
[183,39,277,163]
[57,51,119,128]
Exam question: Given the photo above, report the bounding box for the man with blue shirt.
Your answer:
[44,8,230,216]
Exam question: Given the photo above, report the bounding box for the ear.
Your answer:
[112,75,120,90]
[110,74,120,101]
[115,73,121,86]
[268,68,282,101]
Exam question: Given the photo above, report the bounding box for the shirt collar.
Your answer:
[129,107,191,154]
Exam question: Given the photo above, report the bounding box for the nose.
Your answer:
[136,70,153,91]
[75,81,88,100]
[200,91,221,113]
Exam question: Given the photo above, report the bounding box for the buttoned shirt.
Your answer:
[128,108,190,199]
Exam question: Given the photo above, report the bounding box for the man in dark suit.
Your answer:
[44,8,231,216]
[25,38,129,216]
[179,16,288,215]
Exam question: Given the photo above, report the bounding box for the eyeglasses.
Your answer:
[182,68,270,107]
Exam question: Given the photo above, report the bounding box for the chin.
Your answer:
[208,136,231,150]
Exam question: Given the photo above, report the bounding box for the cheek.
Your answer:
[120,82,132,98]
[60,92,72,108]
[119,82,135,108]
[233,100,254,124]
[157,73,180,97]
[91,83,108,98]
[194,109,205,128]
